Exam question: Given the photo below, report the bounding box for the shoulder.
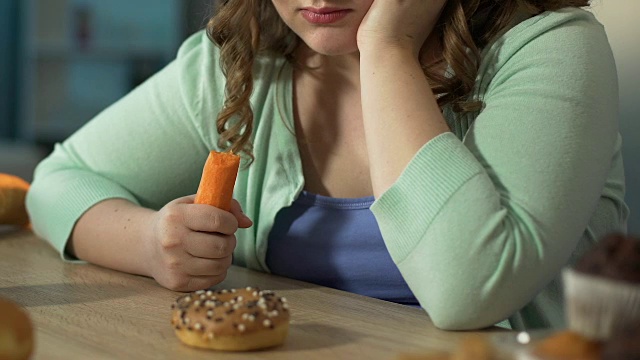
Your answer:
[485,7,612,65]
[477,7,616,97]
[485,7,608,59]
[171,31,287,137]
[176,30,287,87]
[506,7,603,40]
[173,30,233,96]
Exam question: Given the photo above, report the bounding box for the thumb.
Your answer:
[170,194,197,205]
[229,199,253,229]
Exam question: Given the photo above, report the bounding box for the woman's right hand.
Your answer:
[145,195,252,292]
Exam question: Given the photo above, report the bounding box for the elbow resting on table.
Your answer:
[425,299,509,331]
[419,280,520,331]
[428,310,499,331]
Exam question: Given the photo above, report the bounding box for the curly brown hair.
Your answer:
[207,0,590,161]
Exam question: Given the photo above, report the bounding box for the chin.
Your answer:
[304,36,359,56]
[311,44,359,56]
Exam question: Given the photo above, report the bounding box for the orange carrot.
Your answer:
[194,151,241,212]
[0,174,31,227]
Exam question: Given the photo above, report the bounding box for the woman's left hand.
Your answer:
[357,0,447,56]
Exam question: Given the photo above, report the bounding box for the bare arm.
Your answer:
[69,196,252,291]
[358,3,623,329]
[360,46,449,197]
[69,199,156,277]
[357,0,449,197]
[24,32,254,291]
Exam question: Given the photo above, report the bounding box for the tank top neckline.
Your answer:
[294,190,375,210]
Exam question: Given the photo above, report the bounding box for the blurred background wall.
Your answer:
[589,1,639,233]
[0,0,19,139]
[0,1,637,232]
[0,0,211,181]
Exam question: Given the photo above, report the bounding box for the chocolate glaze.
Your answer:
[602,323,640,360]
[574,233,640,283]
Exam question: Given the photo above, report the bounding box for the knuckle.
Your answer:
[223,236,237,255]
[165,275,189,292]
[156,221,185,251]
[159,234,180,250]
[229,217,239,232]
[164,208,183,225]
[215,241,228,256]
[214,237,235,257]
[166,258,182,271]
[185,278,197,292]
[161,205,184,225]
[208,211,221,230]
[226,212,239,231]
[210,262,224,275]
[209,272,227,287]
[213,259,230,274]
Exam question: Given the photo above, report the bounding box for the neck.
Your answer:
[293,44,362,89]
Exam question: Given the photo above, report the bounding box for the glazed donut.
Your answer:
[171,287,290,351]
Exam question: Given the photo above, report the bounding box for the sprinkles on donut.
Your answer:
[170,287,290,351]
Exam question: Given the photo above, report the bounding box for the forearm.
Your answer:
[70,199,156,277]
[360,47,450,197]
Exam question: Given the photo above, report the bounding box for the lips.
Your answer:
[300,7,352,24]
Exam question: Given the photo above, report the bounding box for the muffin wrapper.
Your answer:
[563,268,640,340]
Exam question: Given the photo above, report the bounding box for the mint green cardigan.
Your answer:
[27,8,628,331]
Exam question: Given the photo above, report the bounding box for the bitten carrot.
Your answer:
[194,151,241,212]
[0,174,31,227]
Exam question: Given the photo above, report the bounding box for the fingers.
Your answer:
[182,255,233,277]
[159,253,232,291]
[230,200,253,229]
[184,275,227,292]
[184,232,237,259]
[154,195,242,292]
[181,203,239,235]
[163,273,228,292]
[177,198,252,233]
[170,194,197,205]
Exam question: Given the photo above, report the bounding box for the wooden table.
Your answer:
[0,229,495,360]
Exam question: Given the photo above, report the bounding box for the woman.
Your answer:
[27,0,628,331]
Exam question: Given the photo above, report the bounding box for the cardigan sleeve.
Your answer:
[371,11,622,329]
[26,32,225,260]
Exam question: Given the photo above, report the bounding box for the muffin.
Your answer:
[601,322,640,360]
[563,233,640,340]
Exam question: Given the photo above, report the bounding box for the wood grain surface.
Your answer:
[0,229,498,360]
